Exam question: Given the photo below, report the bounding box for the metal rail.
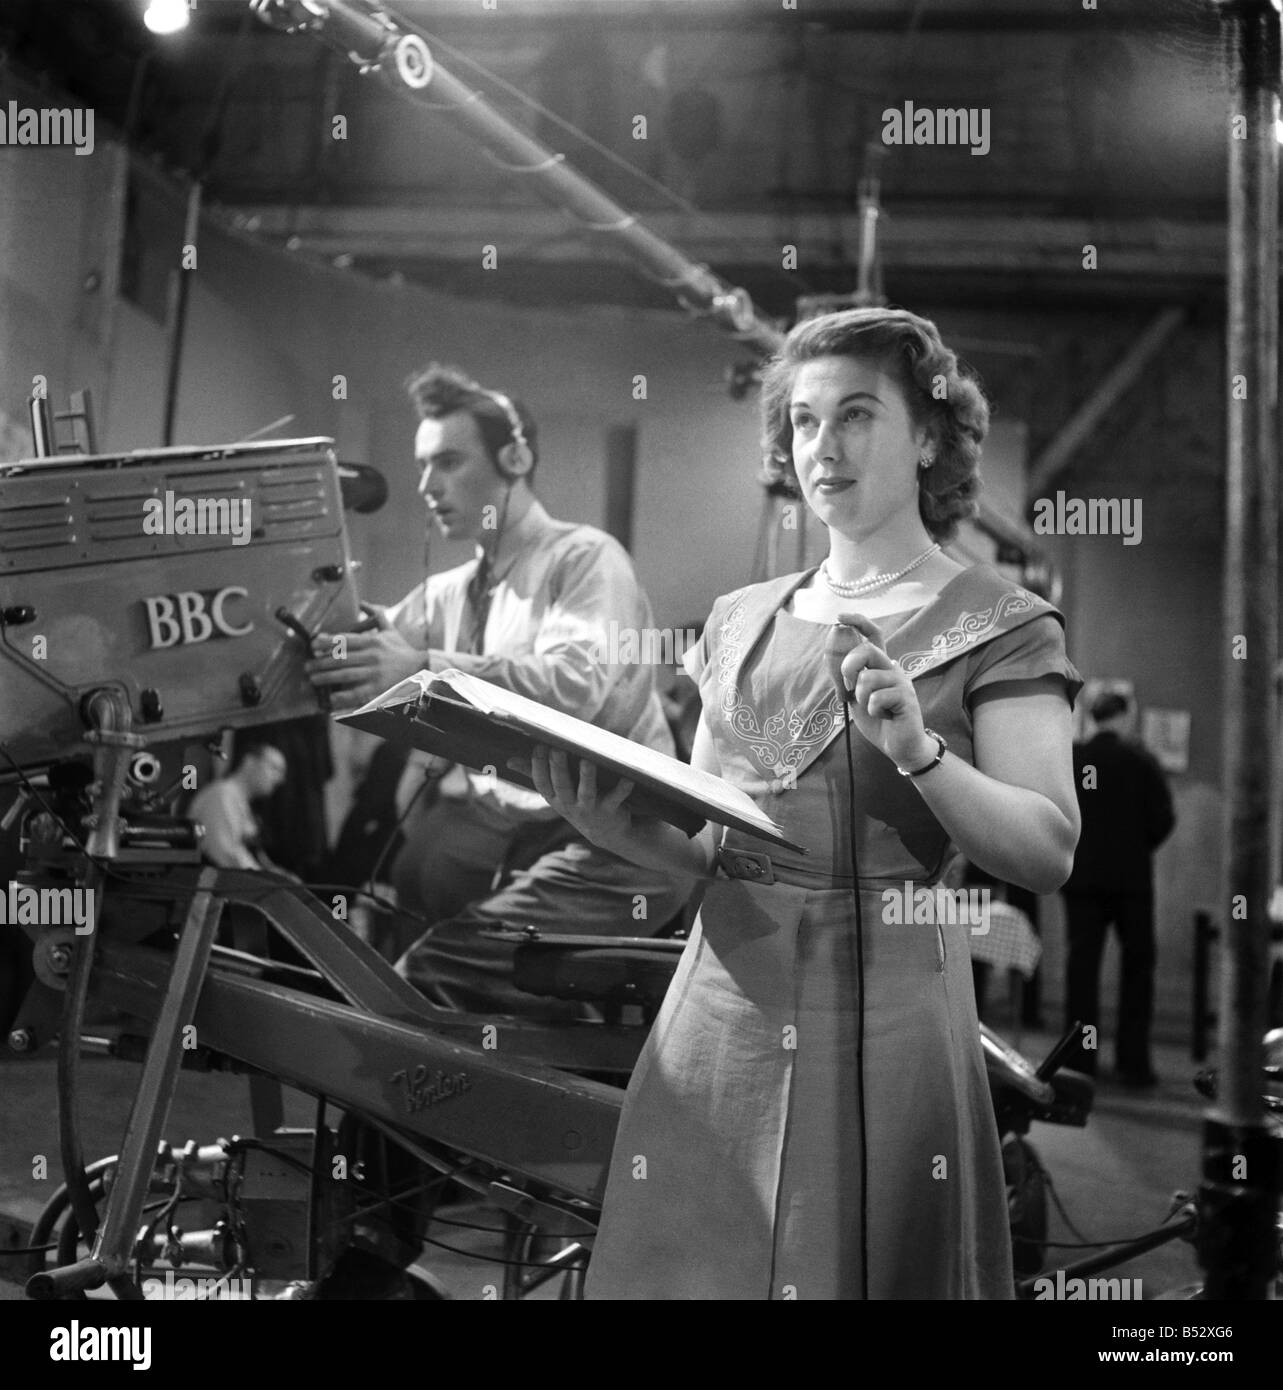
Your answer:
[90,938,621,1206]
[1203,0,1281,1302]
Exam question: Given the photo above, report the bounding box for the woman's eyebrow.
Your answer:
[789,391,882,410]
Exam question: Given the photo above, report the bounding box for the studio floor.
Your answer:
[0,1025,1209,1301]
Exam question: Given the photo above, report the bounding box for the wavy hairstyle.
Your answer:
[759,307,987,542]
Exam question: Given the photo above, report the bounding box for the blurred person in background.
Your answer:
[1062,689,1175,1087]
[187,740,294,876]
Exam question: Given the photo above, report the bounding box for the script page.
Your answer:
[345,668,787,843]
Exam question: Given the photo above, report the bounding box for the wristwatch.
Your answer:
[897,728,947,778]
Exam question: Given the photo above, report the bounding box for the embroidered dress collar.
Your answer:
[711,563,1062,786]
[726,564,1056,688]
[883,566,1053,676]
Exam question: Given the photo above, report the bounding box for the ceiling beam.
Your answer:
[229,205,1228,281]
[1025,305,1186,499]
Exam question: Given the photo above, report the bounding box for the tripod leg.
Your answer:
[88,871,223,1284]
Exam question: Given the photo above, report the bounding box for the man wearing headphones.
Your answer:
[307,363,690,1018]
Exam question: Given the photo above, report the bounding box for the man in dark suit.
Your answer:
[1063,690,1176,1086]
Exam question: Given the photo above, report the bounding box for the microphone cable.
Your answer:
[838,694,870,1301]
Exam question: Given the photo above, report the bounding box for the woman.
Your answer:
[530,307,1083,1299]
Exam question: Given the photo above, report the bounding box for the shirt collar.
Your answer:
[474,496,553,576]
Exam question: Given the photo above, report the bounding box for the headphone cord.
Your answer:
[418,383,522,631]
[840,701,870,1300]
[416,439,513,647]
[490,474,514,574]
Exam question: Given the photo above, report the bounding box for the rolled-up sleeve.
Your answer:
[386,585,424,643]
[388,579,449,652]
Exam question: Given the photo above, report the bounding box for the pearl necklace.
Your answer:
[819,543,940,598]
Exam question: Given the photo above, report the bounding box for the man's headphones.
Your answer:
[479,387,534,480]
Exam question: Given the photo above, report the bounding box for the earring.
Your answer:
[918,453,934,470]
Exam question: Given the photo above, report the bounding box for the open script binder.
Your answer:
[335,669,804,853]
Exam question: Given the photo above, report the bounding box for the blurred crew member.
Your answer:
[187,742,290,873]
[1063,690,1175,1086]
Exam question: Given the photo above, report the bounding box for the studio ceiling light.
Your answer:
[143,0,190,35]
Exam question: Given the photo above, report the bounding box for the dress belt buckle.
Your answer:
[717,847,775,885]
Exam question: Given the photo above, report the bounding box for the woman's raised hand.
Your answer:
[518,746,636,853]
[831,613,938,772]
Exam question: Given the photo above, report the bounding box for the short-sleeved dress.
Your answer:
[584,563,1083,1301]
